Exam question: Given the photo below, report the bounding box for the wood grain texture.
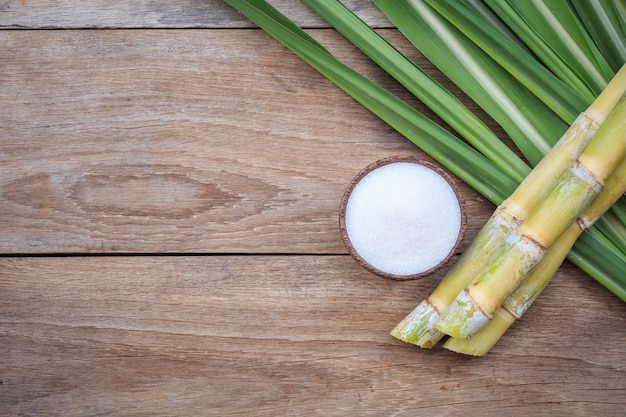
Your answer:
[2,256,625,416]
[0,28,490,254]
[0,0,391,29]
[1,1,624,415]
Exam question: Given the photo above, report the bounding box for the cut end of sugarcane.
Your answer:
[434,289,491,339]
[442,307,517,356]
[390,299,445,348]
[339,156,466,280]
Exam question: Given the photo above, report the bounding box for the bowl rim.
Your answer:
[338,155,467,281]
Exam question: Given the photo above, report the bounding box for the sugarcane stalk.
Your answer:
[390,208,519,347]
[435,94,626,339]
[390,65,626,347]
[444,156,626,356]
[229,0,626,319]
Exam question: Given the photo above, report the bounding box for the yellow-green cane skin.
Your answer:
[448,158,626,355]
[505,111,599,218]
[410,72,626,354]
[393,76,626,349]
[505,156,626,319]
[443,308,516,356]
[391,209,519,346]
[521,162,604,247]
[461,94,625,320]
[577,95,626,180]
[435,160,612,339]
[435,232,546,339]
[389,93,615,347]
[390,299,445,347]
[429,208,520,307]
[504,226,579,318]
[403,105,603,342]
[394,162,601,342]
[481,159,626,350]
[433,288,492,339]
[579,157,626,226]
[442,230,575,353]
[437,164,602,339]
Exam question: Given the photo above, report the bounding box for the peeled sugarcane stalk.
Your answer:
[390,65,626,348]
[444,155,626,356]
[434,94,626,340]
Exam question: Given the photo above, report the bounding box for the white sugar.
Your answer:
[345,162,462,276]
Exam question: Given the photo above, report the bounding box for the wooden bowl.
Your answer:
[339,155,467,280]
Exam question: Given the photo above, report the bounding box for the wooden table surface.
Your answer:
[1,1,625,415]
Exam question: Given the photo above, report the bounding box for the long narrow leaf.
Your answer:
[616,0,626,30]
[610,198,626,227]
[593,213,626,257]
[374,0,567,166]
[224,0,626,302]
[223,0,518,204]
[425,0,588,123]
[483,0,599,100]
[464,0,529,50]
[301,0,529,182]
[486,0,614,94]
[569,230,626,303]
[570,0,626,72]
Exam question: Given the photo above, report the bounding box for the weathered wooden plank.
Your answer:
[0,29,491,254]
[1,256,624,416]
[0,0,391,29]
[2,2,624,416]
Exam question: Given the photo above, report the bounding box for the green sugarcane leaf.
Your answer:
[610,198,626,227]
[617,0,626,30]
[499,0,615,93]
[570,0,626,73]
[464,0,529,50]
[374,0,567,166]
[483,0,598,100]
[425,0,588,123]
[593,213,626,258]
[223,0,626,302]
[301,0,529,182]
[224,0,330,56]
[570,231,626,303]
[223,0,518,203]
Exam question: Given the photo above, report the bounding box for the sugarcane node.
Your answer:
[423,298,440,314]
[461,287,494,319]
[339,155,467,280]
[498,199,528,223]
[575,215,593,231]
[501,304,523,321]
[517,232,548,257]
[575,157,608,189]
